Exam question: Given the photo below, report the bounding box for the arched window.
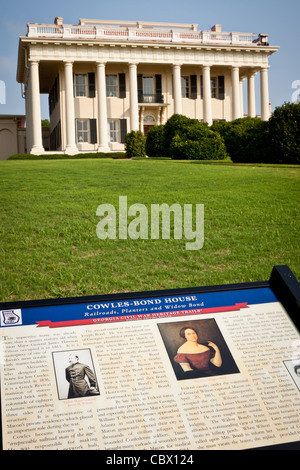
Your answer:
[143,115,155,124]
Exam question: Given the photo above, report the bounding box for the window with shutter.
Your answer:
[200,75,225,100]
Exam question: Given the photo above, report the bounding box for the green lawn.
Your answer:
[0,158,299,302]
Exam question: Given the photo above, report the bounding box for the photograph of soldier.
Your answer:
[52,349,100,400]
[66,353,100,398]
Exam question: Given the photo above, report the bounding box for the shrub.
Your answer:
[163,114,197,157]
[169,124,228,160]
[145,125,166,157]
[166,118,228,160]
[124,131,146,158]
[268,102,300,164]
[211,117,270,163]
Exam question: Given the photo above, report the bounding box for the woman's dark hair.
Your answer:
[179,327,198,339]
[179,326,213,354]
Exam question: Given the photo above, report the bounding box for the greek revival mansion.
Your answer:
[16,17,279,154]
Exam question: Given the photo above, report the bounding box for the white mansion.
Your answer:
[16,17,279,154]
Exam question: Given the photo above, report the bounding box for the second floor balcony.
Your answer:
[138,93,164,104]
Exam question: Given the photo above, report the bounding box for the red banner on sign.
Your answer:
[36,303,248,328]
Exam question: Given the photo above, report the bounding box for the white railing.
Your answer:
[27,23,258,45]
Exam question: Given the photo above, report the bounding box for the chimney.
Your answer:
[211,24,222,32]
[54,17,63,26]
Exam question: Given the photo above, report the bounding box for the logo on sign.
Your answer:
[1,309,22,326]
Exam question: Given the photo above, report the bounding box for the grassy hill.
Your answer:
[0,158,299,301]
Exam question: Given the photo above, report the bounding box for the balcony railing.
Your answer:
[26,23,261,46]
[138,93,164,104]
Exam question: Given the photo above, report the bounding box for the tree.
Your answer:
[268,102,300,164]
[41,119,50,128]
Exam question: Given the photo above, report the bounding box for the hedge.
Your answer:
[268,102,300,164]
[145,125,165,157]
[211,103,300,164]
[8,152,127,160]
[211,118,270,163]
[163,114,198,158]
[162,115,228,161]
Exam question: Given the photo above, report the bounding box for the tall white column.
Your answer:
[202,65,212,125]
[240,79,244,118]
[25,72,33,153]
[231,67,240,120]
[64,61,77,154]
[247,72,256,118]
[129,63,139,131]
[139,106,144,132]
[96,62,109,151]
[29,60,44,154]
[173,64,182,115]
[260,67,270,121]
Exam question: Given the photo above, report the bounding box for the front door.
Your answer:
[143,124,154,137]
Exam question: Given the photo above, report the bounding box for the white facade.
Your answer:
[16,18,279,154]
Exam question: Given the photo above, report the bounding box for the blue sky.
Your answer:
[1,0,299,119]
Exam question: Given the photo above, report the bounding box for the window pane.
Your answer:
[75,75,87,97]
[107,119,119,142]
[144,115,155,124]
[143,77,154,95]
[181,76,189,98]
[211,77,217,98]
[106,75,118,97]
[76,119,89,143]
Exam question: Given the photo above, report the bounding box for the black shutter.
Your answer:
[88,73,96,98]
[119,73,126,98]
[57,120,61,149]
[90,119,97,144]
[120,119,127,143]
[190,75,197,99]
[155,74,162,102]
[200,75,203,99]
[218,76,225,100]
[137,74,143,101]
[155,74,162,94]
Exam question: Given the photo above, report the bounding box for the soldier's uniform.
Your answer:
[66,362,98,398]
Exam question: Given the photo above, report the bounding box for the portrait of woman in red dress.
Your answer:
[158,318,239,380]
[174,326,222,375]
